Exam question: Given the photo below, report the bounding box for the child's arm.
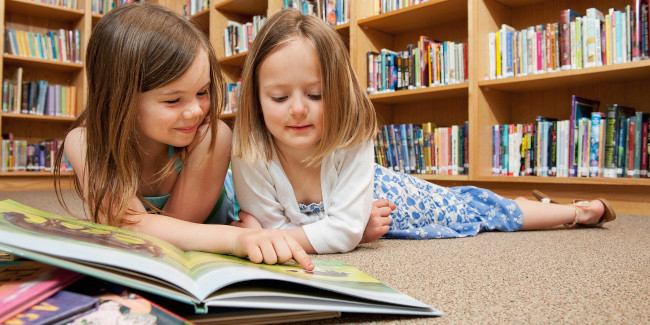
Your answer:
[232,141,376,254]
[63,126,313,270]
[231,211,263,228]
[164,120,231,223]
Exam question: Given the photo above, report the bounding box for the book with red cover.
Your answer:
[0,260,83,323]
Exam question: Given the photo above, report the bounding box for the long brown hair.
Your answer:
[232,9,377,167]
[54,3,225,226]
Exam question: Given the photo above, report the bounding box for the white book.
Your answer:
[488,32,496,79]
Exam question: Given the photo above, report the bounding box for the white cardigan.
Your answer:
[231,140,374,253]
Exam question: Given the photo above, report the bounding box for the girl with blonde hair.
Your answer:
[231,9,616,254]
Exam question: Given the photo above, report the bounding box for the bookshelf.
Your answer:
[1,0,88,190]
[2,0,648,215]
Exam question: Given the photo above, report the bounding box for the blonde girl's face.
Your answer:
[137,49,211,151]
[257,37,324,158]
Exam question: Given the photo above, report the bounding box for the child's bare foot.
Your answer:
[575,199,606,226]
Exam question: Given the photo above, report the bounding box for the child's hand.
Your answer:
[360,199,395,244]
[231,211,263,229]
[233,228,314,270]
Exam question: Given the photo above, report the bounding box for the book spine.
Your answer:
[589,112,602,177]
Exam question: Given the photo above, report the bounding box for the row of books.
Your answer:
[373,0,431,15]
[223,16,267,57]
[0,137,72,173]
[367,38,468,94]
[2,76,77,117]
[493,105,649,178]
[0,260,195,324]
[4,28,82,64]
[224,78,242,115]
[374,122,469,176]
[283,0,350,26]
[27,0,78,8]
[91,0,142,15]
[488,3,650,79]
[183,0,209,17]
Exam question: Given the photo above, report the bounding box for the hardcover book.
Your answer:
[0,200,442,317]
[0,260,83,323]
[570,95,600,177]
[3,290,98,325]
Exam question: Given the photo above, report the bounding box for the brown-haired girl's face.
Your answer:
[257,38,324,157]
[136,49,211,151]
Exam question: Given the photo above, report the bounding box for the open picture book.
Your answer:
[0,200,442,317]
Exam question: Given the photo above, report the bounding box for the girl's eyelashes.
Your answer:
[308,94,322,100]
[272,96,288,102]
[162,89,209,104]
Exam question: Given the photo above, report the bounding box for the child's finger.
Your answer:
[372,199,390,208]
[259,239,279,265]
[271,238,293,264]
[286,236,313,271]
[246,245,264,264]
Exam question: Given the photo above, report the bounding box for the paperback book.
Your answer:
[0,200,442,317]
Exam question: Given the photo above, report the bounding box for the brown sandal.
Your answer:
[531,190,617,227]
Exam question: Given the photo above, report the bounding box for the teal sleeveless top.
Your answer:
[142,147,238,224]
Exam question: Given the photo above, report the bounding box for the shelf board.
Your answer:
[5,0,84,21]
[478,60,650,92]
[218,51,248,67]
[190,9,210,33]
[0,171,72,177]
[369,83,468,104]
[492,0,547,8]
[1,113,76,122]
[3,54,83,72]
[414,174,469,182]
[92,13,102,26]
[215,0,267,16]
[357,0,467,33]
[476,175,650,186]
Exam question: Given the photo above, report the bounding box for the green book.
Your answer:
[0,200,441,317]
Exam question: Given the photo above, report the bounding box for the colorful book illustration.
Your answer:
[3,290,98,325]
[0,260,83,323]
[0,200,442,317]
[67,291,189,325]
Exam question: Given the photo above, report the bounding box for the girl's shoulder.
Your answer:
[64,127,87,149]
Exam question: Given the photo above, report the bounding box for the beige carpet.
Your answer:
[1,190,648,324]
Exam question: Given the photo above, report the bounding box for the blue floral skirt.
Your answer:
[373,164,523,239]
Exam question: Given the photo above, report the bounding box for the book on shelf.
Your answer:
[0,260,84,323]
[603,104,636,178]
[560,9,582,70]
[570,95,600,177]
[0,200,442,317]
[3,289,99,325]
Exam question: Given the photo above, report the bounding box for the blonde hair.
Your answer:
[232,9,376,166]
[55,3,225,226]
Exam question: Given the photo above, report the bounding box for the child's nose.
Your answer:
[182,101,203,119]
[289,96,307,116]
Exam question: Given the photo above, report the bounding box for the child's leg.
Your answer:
[516,197,605,230]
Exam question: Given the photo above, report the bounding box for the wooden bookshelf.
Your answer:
[1,0,88,190]
[2,0,648,215]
